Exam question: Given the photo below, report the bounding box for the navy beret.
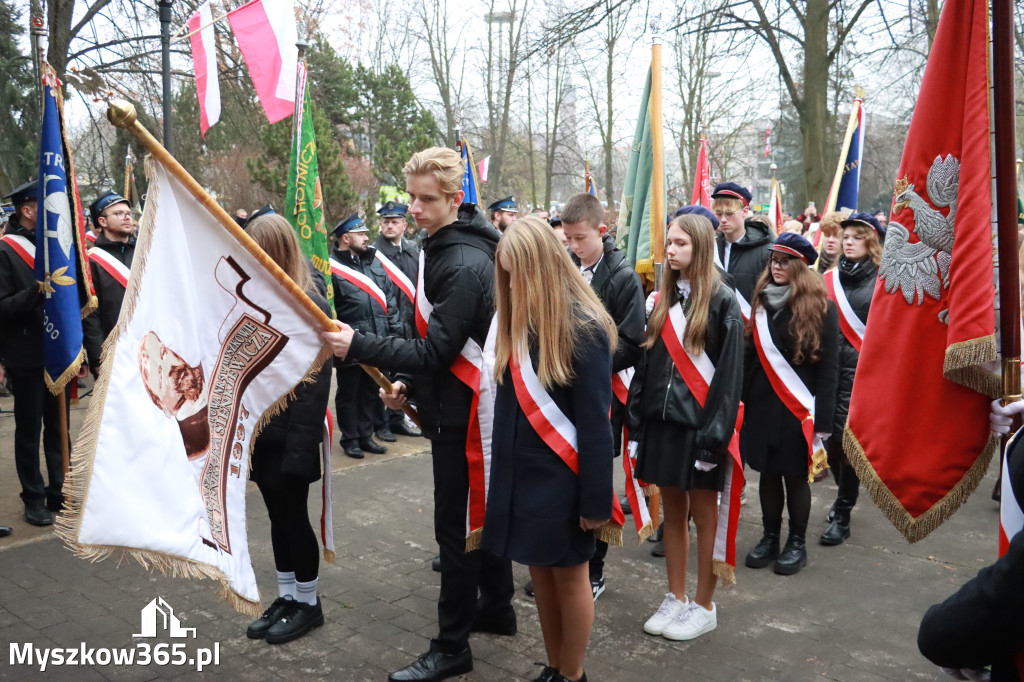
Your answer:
[711,182,752,206]
[841,211,887,239]
[770,232,818,266]
[674,205,720,230]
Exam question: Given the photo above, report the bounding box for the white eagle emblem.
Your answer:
[878,155,958,311]
[43,173,74,260]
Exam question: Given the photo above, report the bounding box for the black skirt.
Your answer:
[634,419,726,492]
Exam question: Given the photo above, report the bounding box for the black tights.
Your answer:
[759,474,811,536]
[257,480,320,582]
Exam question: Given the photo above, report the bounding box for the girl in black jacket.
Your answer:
[742,233,839,576]
[482,217,617,682]
[628,214,744,642]
[243,215,332,645]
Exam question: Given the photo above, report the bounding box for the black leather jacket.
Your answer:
[830,256,878,438]
[715,218,773,303]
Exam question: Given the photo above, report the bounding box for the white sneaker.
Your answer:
[643,593,688,635]
[663,601,717,641]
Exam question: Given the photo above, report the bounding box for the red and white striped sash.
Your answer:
[823,269,864,352]
[751,306,827,480]
[609,367,654,540]
[88,247,130,288]
[1,234,35,269]
[85,230,97,243]
[509,344,625,546]
[414,249,497,549]
[712,244,751,321]
[661,300,744,582]
[321,409,335,563]
[374,250,415,304]
[330,257,387,312]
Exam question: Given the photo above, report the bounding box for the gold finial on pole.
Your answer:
[107,99,138,129]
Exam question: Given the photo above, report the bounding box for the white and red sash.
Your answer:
[751,306,827,480]
[321,409,335,563]
[330,257,387,312]
[661,298,744,583]
[823,269,865,352]
[85,230,97,243]
[610,367,654,541]
[1,234,35,269]
[88,247,130,288]
[712,244,751,321]
[374,250,415,304]
[414,249,497,549]
[509,343,625,546]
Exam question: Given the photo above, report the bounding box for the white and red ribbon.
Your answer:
[187,1,221,137]
[612,368,654,541]
[374,250,415,304]
[321,409,335,563]
[1,234,35,269]
[226,0,298,124]
[823,269,864,353]
[330,258,387,313]
[88,247,130,288]
[712,246,751,321]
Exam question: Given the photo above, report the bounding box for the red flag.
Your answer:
[844,0,997,542]
[768,177,783,234]
[227,0,298,124]
[690,139,711,208]
[187,1,220,137]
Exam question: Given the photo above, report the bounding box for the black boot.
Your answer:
[774,532,808,575]
[821,464,859,546]
[745,517,781,569]
[819,509,850,546]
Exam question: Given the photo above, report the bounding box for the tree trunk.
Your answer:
[604,33,614,202]
[801,0,830,207]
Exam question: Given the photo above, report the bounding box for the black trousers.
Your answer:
[334,363,378,447]
[431,437,514,654]
[7,368,68,506]
[257,479,319,583]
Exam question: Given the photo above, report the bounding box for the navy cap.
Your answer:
[487,196,517,213]
[377,201,408,218]
[711,182,752,207]
[674,205,719,230]
[549,214,562,228]
[770,232,818,266]
[841,211,887,239]
[332,213,368,236]
[5,179,38,207]
[90,190,130,224]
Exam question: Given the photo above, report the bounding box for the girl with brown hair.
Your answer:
[628,214,744,641]
[482,216,617,682]
[742,232,839,576]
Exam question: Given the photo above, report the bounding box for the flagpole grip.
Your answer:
[360,364,421,428]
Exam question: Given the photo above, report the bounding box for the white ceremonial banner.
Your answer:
[58,160,329,615]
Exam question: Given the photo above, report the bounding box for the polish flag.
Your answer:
[478,156,491,183]
[188,1,221,137]
[227,0,298,124]
[764,122,771,158]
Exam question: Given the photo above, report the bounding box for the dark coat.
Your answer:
[918,429,1024,681]
[250,292,333,486]
[83,233,136,373]
[830,257,877,439]
[0,223,44,369]
[569,234,645,373]
[715,218,773,303]
[740,294,840,477]
[373,234,419,333]
[482,325,614,566]
[331,246,403,366]
[348,204,501,440]
[627,283,744,459]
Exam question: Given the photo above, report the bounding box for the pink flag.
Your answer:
[690,139,711,208]
[764,123,771,159]
[478,156,491,183]
[227,0,298,124]
[188,1,220,137]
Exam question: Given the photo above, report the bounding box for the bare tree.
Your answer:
[410,0,468,146]
[483,0,529,192]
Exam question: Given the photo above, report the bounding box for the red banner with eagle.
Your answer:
[844,0,998,542]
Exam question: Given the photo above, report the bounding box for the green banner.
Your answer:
[285,77,335,315]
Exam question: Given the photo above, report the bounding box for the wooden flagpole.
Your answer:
[105,100,421,427]
[649,16,665,266]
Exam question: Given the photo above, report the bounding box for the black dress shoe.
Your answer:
[0,526,12,538]
[388,647,473,682]
[375,429,398,443]
[819,518,850,546]
[360,438,388,455]
[431,555,441,572]
[532,665,558,682]
[246,596,293,639]
[344,446,365,459]
[472,608,517,636]
[393,422,422,437]
[266,598,324,644]
[24,505,53,526]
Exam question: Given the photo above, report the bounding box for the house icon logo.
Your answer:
[133,597,197,639]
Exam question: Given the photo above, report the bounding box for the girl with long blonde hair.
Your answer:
[628,214,744,642]
[482,217,616,682]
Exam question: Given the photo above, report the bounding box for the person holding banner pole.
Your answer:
[628,214,744,641]
[483,216,617,682]
[741,232,839,576]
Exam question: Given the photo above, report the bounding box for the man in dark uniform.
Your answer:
[486,196,517,232]
[330,213,403,459]
[373,201,422,438]
[0,180,68,528]
[83,191,136,377]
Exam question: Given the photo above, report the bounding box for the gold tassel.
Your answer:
[635,520,654,545]
[323,548,336,565]
[642,483,661,496]
[464,527,483,553]
[597,523,623,547]
[712,560,736,587]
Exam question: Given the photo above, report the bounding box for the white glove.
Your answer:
[694,461,717,472]
[627,441,639,459]
[815,432,831,442]
[990,398,1024,435]
[644,291,657,316]
[938,667,991,682]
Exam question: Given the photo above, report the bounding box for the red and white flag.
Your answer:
[845,0,997,542]
[227,0,298,124]
[690,139,711,209]
[764,123,771,159]
[768,177,783,234]
[477,156,491,184]
[188,1,220,137]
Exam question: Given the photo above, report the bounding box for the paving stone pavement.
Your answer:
[0,388,1002,681]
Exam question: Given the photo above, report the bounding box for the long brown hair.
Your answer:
[645,215,721,354]
[749,255,828,364]
[246,214,314,294]
[845,224,883,265]
[494,217,617,390]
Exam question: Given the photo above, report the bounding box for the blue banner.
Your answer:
[460,140,478,204]
[834,104,864,211]
[35,74,85,392]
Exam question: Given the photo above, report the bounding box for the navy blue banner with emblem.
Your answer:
[824,97,865,214]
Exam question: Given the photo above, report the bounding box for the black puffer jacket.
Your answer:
[374,234,419,333]
[331,246,403,366]
[715,218,773,303]
[0,223,44,369]
[570,234,645,373]
[627,283,744,456]
[83,233,136,373]
[348,204,501,440]
[829,256,877,439]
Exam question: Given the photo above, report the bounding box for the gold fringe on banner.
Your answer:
[943,334,1000,397]
[713,560,736,586]
[464,527,483,553]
